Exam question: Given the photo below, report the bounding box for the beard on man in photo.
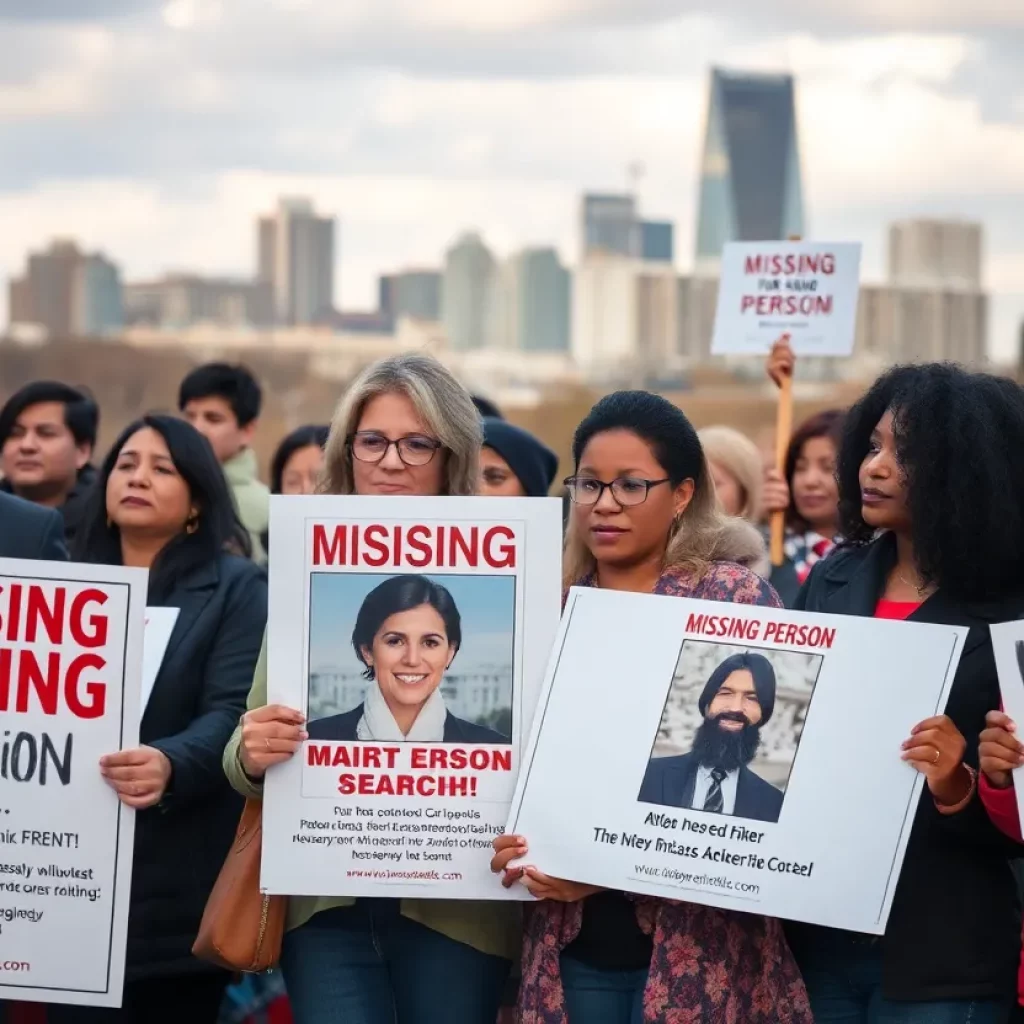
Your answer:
[691,653,776,773]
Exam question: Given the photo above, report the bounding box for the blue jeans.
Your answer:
[796,931,1006,1024]
[281,901,510,1024]
[559,954,647,1024]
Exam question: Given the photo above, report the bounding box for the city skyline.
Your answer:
[0,2,1021,356]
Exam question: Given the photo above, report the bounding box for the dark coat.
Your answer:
[639,752,784,824]
[0,490,68,560]
[307,702,508,745]
[1,464,96,548]
[787,533,1024,1002]
[128,554,267,980]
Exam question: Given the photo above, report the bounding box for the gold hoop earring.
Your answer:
[185,515,199,535]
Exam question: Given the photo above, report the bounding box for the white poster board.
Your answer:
[988,621,1024,829]
[0,558,146,1007]
[262,495,563,900]
[507,589,964,933]
[711,241,862,356]
[140,608,180,712]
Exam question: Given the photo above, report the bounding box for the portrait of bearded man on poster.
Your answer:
[639,651,784,823]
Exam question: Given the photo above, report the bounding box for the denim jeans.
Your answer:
[280,901,510,1024]
[796,931,1006,1024]
[559,954,647,1024]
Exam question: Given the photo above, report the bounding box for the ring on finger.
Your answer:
[932,748,941,765]
[265,738,271,752]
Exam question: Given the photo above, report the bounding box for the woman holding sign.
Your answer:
[54,415,267,1024]
[223,354,516,1024]
[790,364,1024,1023]
[493,391,812,1024]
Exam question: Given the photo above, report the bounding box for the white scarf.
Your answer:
[356,679,448,742]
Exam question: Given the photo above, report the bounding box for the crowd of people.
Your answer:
[2,345,1024,1024]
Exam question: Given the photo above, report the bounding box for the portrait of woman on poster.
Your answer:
[307,574,508,744]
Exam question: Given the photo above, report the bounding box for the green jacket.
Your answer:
[224,449,269,565]
[222,637,521,959]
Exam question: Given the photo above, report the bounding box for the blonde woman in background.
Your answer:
[223,354,516,1024]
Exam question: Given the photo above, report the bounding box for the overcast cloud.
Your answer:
[0,0,1021,358]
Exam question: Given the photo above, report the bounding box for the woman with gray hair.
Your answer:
[222,353,515,1024]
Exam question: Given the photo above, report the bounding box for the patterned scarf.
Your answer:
[784,530,837,584]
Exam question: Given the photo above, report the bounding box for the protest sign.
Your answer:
[988,621,1024,830]
[507,589,964,933]
[261,496,562,899]
[0,558,146,1007]
[140,608,180,712]
[711,241,861,356]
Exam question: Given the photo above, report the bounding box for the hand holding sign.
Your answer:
[901,715,970,806]
[240,704,307,778]
[979,710,1024,789]
[100,745,172,809]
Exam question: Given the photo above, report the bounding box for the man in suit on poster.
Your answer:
[640,651,784,824]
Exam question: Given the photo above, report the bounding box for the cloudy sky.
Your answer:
[2,0,1023,358]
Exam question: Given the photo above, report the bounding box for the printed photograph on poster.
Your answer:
[640,642,822,824]
[506,589,965,934]
[0,558,146,1008]
[306,572,515,744]
[260,495,564,901]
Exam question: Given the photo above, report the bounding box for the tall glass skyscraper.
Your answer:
[695,69,805,269]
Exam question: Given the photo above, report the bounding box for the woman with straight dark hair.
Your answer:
[53,415,267,1024]
[260,423,329,553]
[492,391,811,1024]
[307,574,506,743]
[789,364,1024,1023]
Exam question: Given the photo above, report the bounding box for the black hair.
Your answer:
[270,424,330,494]
[0,381,99,449]
[73,414,251,601]
[471,395,503,420]
[178,362,262,427]
[351,575,461,681]
[698,651,776,724]
[837,363,1024,601]
[572,390,703,487]
[785,408,844,530]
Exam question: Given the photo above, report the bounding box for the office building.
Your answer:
[888,220,982,289]
[124,275,273,329]
[379,269,442,322]
[500,248,570,352]
[581,194,638,260]
[7,239,123,337]
[640,221,674,263]
[257,197,335,325]
[695,68,805,268]
[442,232,497,351]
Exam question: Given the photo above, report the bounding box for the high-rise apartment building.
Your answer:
[888,220,982,289]
[695,68,805,269]
[257,197,335,325]
[7,239,123,336]
[442,233,497,351]
[640,221,674,263]
[581,194,638,260]
[379,269,442,323]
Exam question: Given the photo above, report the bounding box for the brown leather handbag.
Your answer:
[193,799,286,972]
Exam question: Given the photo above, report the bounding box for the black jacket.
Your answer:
[787,534,1023,1002]
[128,554,267,979]
[0,464,95,548]
[0,490,68,560]
[639,752,783,824]
[307,703,508,744]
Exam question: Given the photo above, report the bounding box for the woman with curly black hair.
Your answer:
[788,363,1024,1023]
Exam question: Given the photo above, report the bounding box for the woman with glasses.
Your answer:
[491,391,811,1024]
[222,354,516,1024]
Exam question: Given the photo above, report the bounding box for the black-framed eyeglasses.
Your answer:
[564,475,670,507]
[348,431,444,467]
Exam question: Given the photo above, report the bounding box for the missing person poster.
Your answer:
[0,558,146,1007]
[711,240,861,356]
[507,588,965,933]
[988,621,1024,829]
[262,496,562,899]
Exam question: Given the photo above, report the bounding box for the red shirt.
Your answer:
[874,598,921,621]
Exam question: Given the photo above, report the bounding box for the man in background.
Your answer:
[0,380,99,548]
[640,651,784,823]
[179,362,269,562]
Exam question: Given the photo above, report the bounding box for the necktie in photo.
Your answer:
[703,767,727,813]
